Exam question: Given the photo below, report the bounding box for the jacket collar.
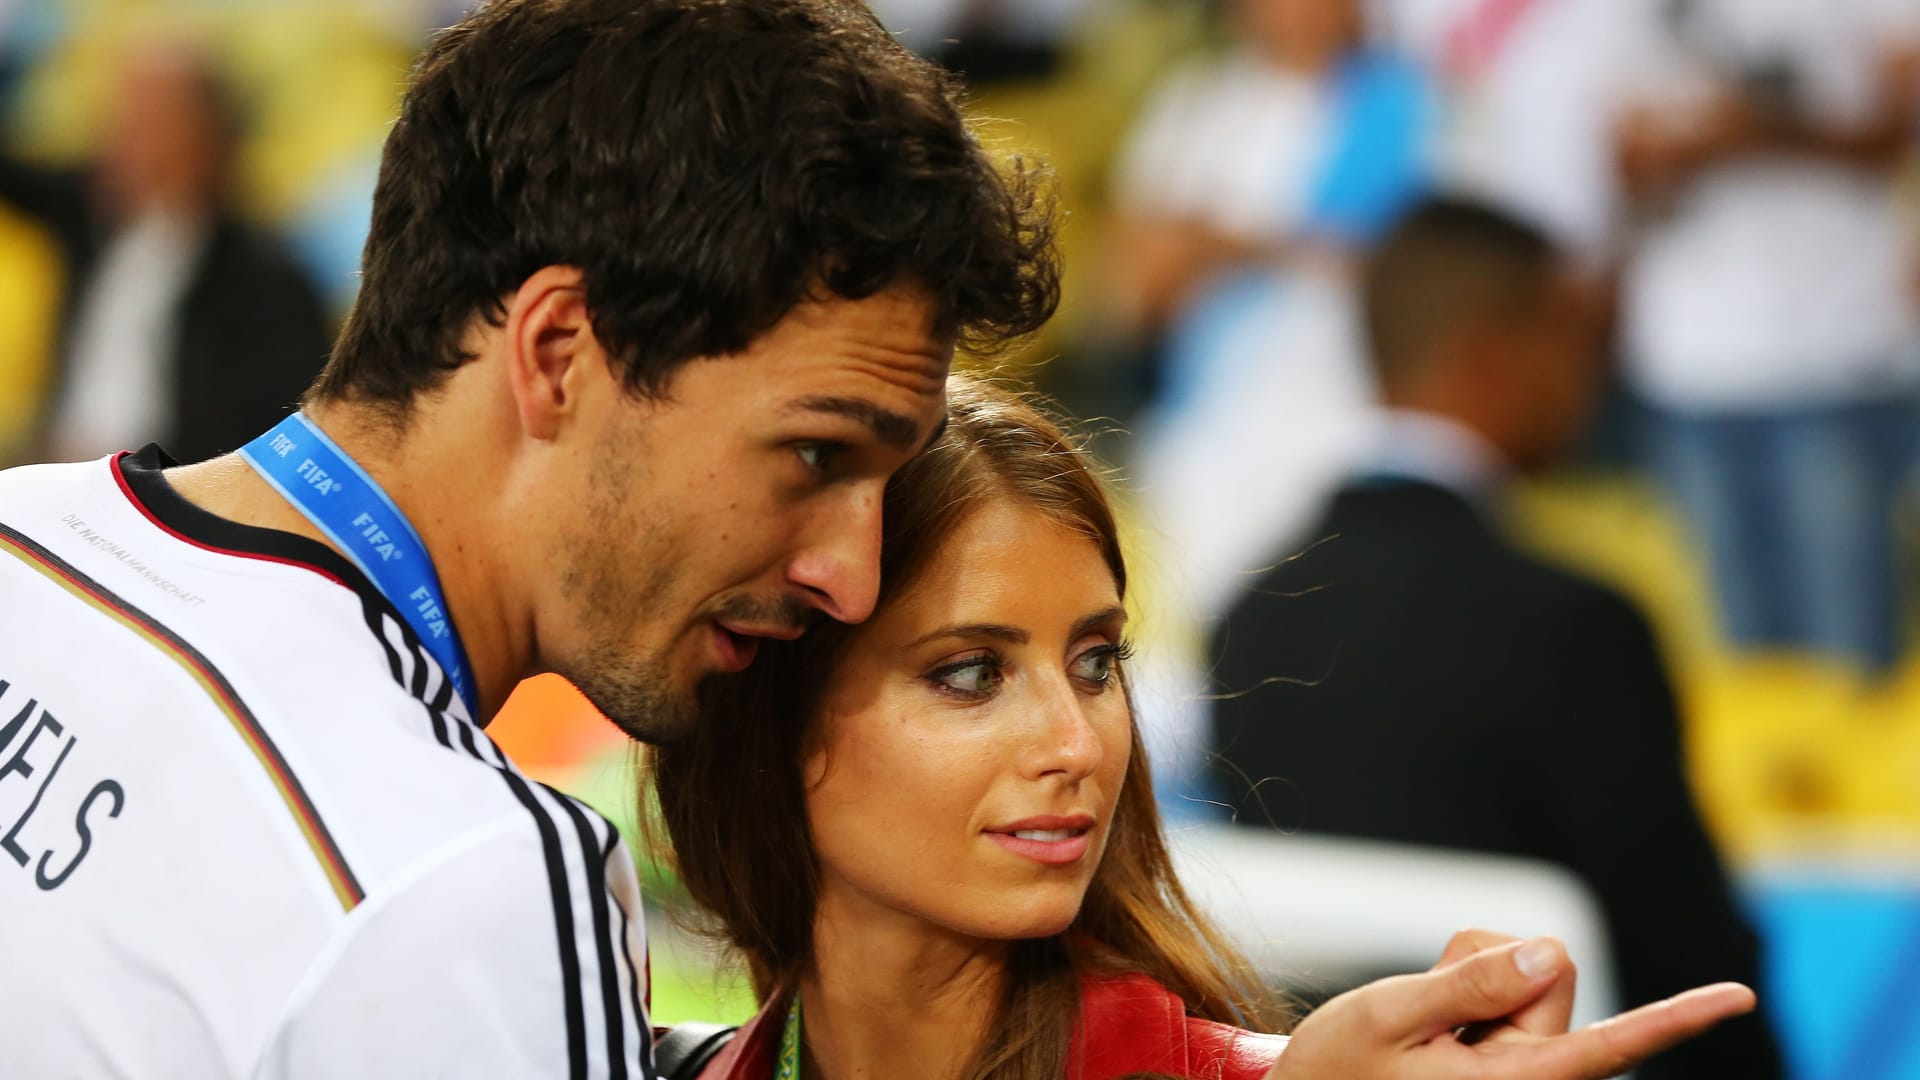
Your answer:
[700,970,1261,1079]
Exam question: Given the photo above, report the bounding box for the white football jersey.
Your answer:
[0,448,655,1079]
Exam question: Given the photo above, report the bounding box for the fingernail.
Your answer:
[1515,938,1559,978]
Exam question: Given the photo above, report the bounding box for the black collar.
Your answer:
[114,444,387,609]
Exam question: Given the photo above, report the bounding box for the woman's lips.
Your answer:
[986,827,1093,866]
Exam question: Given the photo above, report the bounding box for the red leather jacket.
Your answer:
[699,970,1287,1079]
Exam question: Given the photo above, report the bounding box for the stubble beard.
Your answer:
[563,637,697,746]
[552,427,701,747]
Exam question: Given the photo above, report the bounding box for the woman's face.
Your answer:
[803,502,1132,942]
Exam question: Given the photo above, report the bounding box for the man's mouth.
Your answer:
[710,622,761,673]
[716,618,808,643]
[703,602,816,675]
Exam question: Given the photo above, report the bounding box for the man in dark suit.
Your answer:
[0,43,330,466]
[1207,197,1783,1079]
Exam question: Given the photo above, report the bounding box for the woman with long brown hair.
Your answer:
[650,372,1280,1078]
[645,375,1756,1080]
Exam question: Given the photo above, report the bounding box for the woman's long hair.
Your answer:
[645,375,1285,1078]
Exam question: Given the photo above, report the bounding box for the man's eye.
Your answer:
[795,442,840,473]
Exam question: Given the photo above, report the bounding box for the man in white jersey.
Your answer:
[0,2,1049,1075]
[0,1,1757,1077]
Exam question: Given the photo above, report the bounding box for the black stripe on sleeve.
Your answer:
[425,654,456,715]
[415,703,455,761]
[557,795,630,1080]
[360,577,608,1074]
[501,774,589,1080]
[366,602,456,752]
[360,603,407,686]
[602,827,655,1077]
[405,631,432,702]
[473,723,512,770]
[362,594,512,769]
[454,716,486,761]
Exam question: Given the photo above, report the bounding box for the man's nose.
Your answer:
[784,484,884,624]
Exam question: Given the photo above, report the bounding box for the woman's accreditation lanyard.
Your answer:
[238,412,479,719]
[775,995,803,1080]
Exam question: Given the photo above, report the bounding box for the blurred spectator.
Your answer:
[1113,0,1431,622]
[1207,198,1784,1080]
[1102,0,1431,806]
[0,41,330,466]
[1615,0,1920,675]
[869,0,1096,83]
[1107,0,1427,351]
[1374,0,1637,262]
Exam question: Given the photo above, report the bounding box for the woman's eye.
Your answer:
[929,657,1002,697]
[1070,641,1132,688]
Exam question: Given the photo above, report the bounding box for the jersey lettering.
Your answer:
[36,780,125,891]
[0,678,126,891]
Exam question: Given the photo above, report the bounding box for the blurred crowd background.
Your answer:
[3,0,1919,1077]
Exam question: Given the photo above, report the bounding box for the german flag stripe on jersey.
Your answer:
[0,521,364,910]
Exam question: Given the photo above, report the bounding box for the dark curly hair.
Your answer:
[311,0,1059,408]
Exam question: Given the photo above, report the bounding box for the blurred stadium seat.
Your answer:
[1164,824,1621,1029]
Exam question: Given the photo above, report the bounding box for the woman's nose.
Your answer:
[1026,680,1104,782]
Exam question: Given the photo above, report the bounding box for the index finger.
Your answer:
[1495,983,1757,1080]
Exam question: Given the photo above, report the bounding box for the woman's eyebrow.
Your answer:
[904,622,1028,649]
[904,607,1126,651]
[1070,606,1128,640]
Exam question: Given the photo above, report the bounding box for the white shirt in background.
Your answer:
[1618,0,1920,412]
[1374,0,1640,261]
[1114,49,1334,243]
[47,210,206,462]
[1116,47,1378,627]
[1113,50,1380,796]
[1368,407,1512,505]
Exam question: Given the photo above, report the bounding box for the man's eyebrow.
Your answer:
[786,395,922,449]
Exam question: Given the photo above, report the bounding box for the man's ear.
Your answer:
[501,265,605,441]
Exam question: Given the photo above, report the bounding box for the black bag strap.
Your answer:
[655,1021,740,1080]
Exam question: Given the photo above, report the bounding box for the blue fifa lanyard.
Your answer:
[238,412,479,719]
